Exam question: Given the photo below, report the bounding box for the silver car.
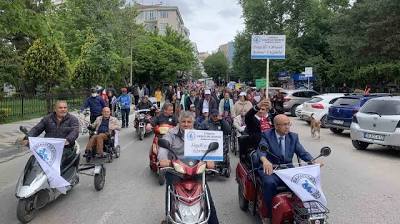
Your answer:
[350,96,400,150]
[282,89,319,116]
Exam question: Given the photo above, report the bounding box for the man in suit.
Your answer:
[256,114,320,224]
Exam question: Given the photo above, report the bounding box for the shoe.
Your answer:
[261,217,271,224]
[160,220,166,224]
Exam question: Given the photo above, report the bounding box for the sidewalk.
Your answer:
[0,107,136,163]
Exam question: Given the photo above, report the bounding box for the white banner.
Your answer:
[251,35,286,59]
[274,165,327,206]
[184,130,223,161]
[28,137,71,194]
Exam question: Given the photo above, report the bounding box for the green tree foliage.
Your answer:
[23,38,70,94]
[203,52,229,80]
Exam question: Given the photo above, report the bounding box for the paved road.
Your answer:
[0,118,399,223]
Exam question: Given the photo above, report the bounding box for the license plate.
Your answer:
[364,133,385,141]
[332,120,344,125]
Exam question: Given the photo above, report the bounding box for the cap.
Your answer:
[202,108,209,113]
[210,109,219,116]
[190,104,195,108]
[239,92,246,96]
[204,89,211,95]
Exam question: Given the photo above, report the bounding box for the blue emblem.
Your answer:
[187,132,196,141]
[33,142,57,166]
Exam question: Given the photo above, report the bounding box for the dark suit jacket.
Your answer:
[257,129,313,165]
[196,98,218,117]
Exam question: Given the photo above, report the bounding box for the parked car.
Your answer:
[326,93,391,134]
[300,93,344,127]
[282,89,319,116]
[350,96,400,150]
[295,104,303,118]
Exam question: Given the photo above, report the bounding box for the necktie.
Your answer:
[279,136,285,159]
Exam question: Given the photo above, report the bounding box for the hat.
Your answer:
[239,92,246,96]
[204,89,211,95]
[190,104,195,108]
[210,109,219,116]
[202,108,209,113]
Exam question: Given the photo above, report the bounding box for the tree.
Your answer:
[23,38,70,111]
[203,52,229,80]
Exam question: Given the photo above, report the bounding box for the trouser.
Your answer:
[121,108,130,127]
[165,172,219,224]
[134,96,139,106]
[85,133,108,154]
[61,147,75,170]
[157,102,161,108]
[90,114,100,124]
[258,172,286,218]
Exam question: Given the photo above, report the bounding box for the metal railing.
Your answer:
[0,92,87,124]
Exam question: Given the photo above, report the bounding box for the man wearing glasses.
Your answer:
[256,114,317,224]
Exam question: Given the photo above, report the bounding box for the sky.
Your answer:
[133,0,245,53]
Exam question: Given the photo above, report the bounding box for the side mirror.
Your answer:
[158,138,171,150]
[207,142,219,153]
[19,126,29,135]
[320,147,331,157]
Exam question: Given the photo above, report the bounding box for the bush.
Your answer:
[0,108,11,122]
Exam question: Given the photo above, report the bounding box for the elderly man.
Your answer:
[24,100,79,169]
[158,111,219,224]
[256,114,319,224]
[85,107,120,157]
[197,89,218,117]
[152,103,178,127]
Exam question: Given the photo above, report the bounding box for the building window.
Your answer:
[159,10,168,18]
[159,23,168,34]
[144,10,157,21]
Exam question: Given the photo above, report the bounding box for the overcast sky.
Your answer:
[133,0,245,53]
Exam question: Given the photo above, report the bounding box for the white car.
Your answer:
[350,96,400,150]
[295,104,303,118]
[300,93,344,127]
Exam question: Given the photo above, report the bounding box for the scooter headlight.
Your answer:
[173,162,186,174]
[196,162,207,174]
[176,201,202,223]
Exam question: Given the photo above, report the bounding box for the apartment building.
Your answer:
[135,3,190,38]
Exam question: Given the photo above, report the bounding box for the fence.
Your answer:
[0,92,88,124]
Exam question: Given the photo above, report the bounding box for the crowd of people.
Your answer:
[23,80,319,224]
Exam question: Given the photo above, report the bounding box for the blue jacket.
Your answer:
[257,129,313,165]
[118,94,132,109]
[82,96,105,116]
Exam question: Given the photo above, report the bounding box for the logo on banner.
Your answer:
[291,173,321,200]
[187,131,196,141]
[33,142,56,166]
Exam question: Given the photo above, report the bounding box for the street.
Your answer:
[0,118,400,224]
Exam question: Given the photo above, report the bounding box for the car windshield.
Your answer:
[308,97,323,103]
[333,97,359,106]
[360,100,400,116]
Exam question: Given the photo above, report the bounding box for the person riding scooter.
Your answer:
[85,107,121,158]
[137,95,153,110]
[151,103,178,127]
[22,100,79,170]
[198,109,231,135]
[158,111,219,224]
[256,114,322,224]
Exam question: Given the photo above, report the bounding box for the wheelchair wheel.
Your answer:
[94,166,106,191]
[115,145,121,158]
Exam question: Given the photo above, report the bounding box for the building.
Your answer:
[135,3,189,38]
[198,52,210,63]
[218,41,235,65]
[52,0,64,5]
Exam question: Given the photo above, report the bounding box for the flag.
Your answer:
[28,137,71,194]
[274,164,327,206]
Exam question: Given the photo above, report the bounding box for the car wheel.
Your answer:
[290,105,299,117]
[352,140,369,150]
[320,115,328,128]
[330,128,344,134]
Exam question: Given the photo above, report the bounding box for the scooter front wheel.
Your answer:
[17,197,36,223]
[94,166,106,191]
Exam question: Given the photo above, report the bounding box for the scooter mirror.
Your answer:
[19,126,28,135]
[207,142,219,153]
[158,138,171,150]
[320,147,331,157]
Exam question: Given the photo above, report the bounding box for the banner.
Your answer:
[274,165,327,206]
[29,137,71,194]
[184,130,223,161]
[251,35,286,59]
